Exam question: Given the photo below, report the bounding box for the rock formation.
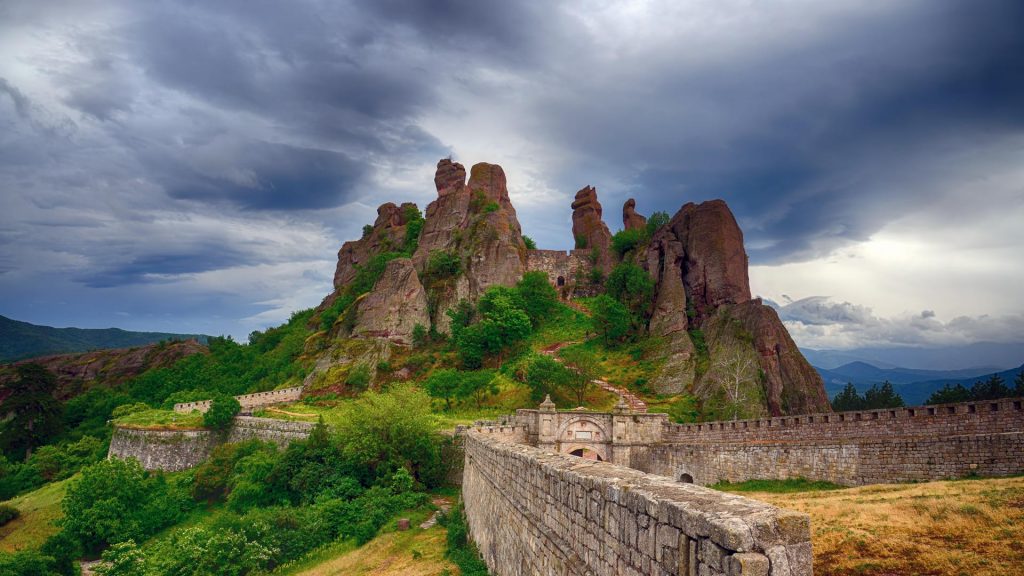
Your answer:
[351,258,430,346]
[325,201,419,307]
[641,200,829,415]
[622,198,647,231]
[571,186,614,272]
[413,159,527,332]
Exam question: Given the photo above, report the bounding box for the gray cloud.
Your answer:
[0,0,1022,348]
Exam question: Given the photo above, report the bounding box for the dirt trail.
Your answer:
[540,342,647,412]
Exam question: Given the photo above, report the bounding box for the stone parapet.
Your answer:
[173,385,305,414]
[462,431,811,576]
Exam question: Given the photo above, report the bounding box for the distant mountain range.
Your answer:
[801,342,1024,371]
[815,361,1024,406]
[0,314,209,362]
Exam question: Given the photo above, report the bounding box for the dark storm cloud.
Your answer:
[77,248,254,288]
[151,140,368,211]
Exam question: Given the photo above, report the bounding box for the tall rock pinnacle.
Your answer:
[623,198,647,231]
[571,185,613,271]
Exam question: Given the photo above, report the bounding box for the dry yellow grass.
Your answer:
[290,526,456,576]
[741,477,1024,576]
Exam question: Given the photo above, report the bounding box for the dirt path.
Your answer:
[540,342,647,412]
[265,406,318,418]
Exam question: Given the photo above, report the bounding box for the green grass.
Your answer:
[0,476,70,552]
[113,408,205,430]
[527,303,591,348]
[710,478,847,493]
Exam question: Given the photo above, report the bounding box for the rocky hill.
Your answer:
[310,158,830,416]
[0,314,208,362]
[0,339,207,402]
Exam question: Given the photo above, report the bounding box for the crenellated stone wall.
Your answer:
[462,431,812,576]
[108,416,315,471]
[173,385,304,414]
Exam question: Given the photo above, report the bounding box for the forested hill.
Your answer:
[0,314,209,362]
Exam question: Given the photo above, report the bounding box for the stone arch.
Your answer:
[568,447,603,461]
[557,275,565,287]
[678,473,694,484]
[555,416,610,445]
[561,443,608,462]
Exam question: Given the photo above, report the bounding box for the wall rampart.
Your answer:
[462,431,812,576]
[173,385,304,414]
[108,416,314,471]
[662,397,1023,443]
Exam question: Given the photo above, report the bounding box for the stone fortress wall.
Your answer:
[173,385,304,414]
[109,416,315,471]
[462,431,813,576]
[525,249,600,297]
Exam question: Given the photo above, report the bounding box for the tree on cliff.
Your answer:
[558,347,599,406]
[0,363,63,459]
[203,393,241,430]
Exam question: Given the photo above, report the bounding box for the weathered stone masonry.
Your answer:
[462,431,813,576]
[108,416,315,471]
[173,385,304,414]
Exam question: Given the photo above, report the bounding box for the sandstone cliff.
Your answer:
[413,159,527,332]
[0,339,207,402]
[571,186,614,273]
[623,198,647,231]
[350,258,430,346]
[640,199,829,414]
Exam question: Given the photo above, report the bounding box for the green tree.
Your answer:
[862,381,904,409]
[590,295,632,345]
[334,383,442,486]
[611,228,646,258]
[424,369,461,410]
[606,263,654,323]
[0,363,63,459]
[522,235,537,250]
[559,347,599,406]
[646,211,670,236]
[455,287,531,367]
[456,370,499,409]
[971,374,1010,400]
[831,383,863,412]
[94,540,146,576]
[346,364,372,391]
[411,323,428,349]
[516,271,559,327]
[925,383,972,405]
[203,393,241,430]
[61,458,188,553]
[525,355,570,402]
[1015,371,1024,396]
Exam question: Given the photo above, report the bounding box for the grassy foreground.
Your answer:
[725,476,1024,576]
[0,476,68,552]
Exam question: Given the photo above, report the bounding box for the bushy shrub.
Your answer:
[345,364,372,391]
[424,250,462,283]
[0,504,18,526]
[203,393,241,430]
[522,235,537,250]
[590,295,632,345]
[516,271,559,327]
[61,458,191,553]
[611,228,646,257]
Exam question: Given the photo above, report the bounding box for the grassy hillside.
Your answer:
[0,477,69,552]
[721,476,1024,576]
[0,314,209,362]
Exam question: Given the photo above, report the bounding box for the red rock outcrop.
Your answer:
[0,339,207,401]
[571,186,614,271]
[413,159,527,332]
[332,202,418,291]
[642,200,829,414]
[351,258,430,346]
[623,198,647,231]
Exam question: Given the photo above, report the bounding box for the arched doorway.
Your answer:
[557,275,565,287]
[679,473,694,484]
[569,447,603,461]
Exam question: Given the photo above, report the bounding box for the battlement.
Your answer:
[173,385,304,414]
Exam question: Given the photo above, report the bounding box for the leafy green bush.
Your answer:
[0,504,18,526]
[203,393,241,430]
[516,271,559,327]
[646,211,670,236]
[606,263,654,322]
[401,204,424,254]
[94,540,146,576]
[442,501,489,576]
[611,227,646,257]
[424,250,462,283]
[411,323,428,349]
[346,364,372,391]
[522,235,537,250]
[525,355,571,402]
[362,224,374,238]
[61,458,191,553]
[590,295,632,345]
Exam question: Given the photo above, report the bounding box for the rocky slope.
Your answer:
[315,157,828,415]
[0,339,207,401]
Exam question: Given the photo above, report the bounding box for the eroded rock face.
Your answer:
[571,186,614,271]
[623,198,647,231]
[351,258,429,345]
[728,300,831,415]
[642,200,828,413]
[413,159,527,332]
[331,202,418,292]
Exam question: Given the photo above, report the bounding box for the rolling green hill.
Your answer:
[0,314,208,362]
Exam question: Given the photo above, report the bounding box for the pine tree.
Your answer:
[831,383,864,412]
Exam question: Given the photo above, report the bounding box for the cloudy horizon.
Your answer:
[1,0,1022,354]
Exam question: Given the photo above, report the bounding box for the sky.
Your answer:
[1,0,1022,355]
